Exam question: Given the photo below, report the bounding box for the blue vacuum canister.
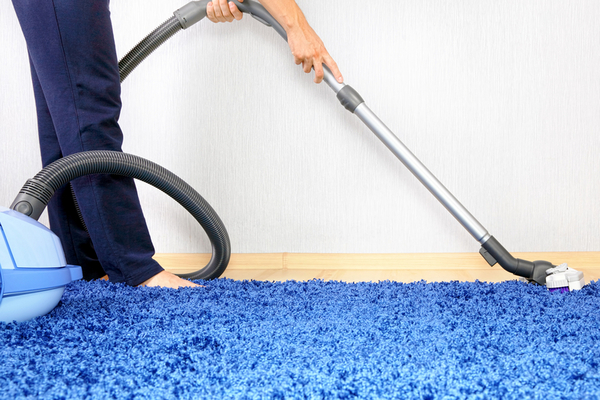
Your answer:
[0,206,82,323]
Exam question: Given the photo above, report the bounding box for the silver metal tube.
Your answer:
[353,103,491,244]
[323,66,345,94]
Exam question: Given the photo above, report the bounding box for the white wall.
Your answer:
[1,0,599,255]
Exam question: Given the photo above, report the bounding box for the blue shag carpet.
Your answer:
[1,278,600,399]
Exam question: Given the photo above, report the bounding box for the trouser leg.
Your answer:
[29,59,106,280]
[12,0,163,285]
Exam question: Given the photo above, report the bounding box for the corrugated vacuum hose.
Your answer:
[118,16,183,82]
[11,151,230,281]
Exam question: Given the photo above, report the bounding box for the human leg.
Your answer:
[12,0,163,285]
[28,58,107,281]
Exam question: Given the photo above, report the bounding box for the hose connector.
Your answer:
[336,85,365,113]
[10,179,55,221]
[174,0,210,29]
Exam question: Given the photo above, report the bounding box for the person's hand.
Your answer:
[207,0,343,84]
[287,22,343,84]
[207,0,244,23]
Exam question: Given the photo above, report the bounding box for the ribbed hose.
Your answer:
[16,151,230,280]
[13,14,230,279]
[118,16,183,82]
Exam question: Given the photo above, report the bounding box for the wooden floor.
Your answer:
[156,252,600,284]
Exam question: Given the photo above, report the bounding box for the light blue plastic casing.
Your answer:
[0,206,82,322]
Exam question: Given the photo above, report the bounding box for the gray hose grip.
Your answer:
[230,0,287,40]
[174,0,210,29]
[173,0,287,39]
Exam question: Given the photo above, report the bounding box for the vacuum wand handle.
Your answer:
[230,0,287,40]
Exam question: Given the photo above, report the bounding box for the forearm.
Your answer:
[257,0,307,33]
[256,0,342,83]
[208,0,343,83]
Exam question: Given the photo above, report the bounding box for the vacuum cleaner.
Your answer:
[117,0,585,290]
[1,0,584,323]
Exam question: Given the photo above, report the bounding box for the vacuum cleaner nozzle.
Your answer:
[480,236,585,291]
[546,263,585,293]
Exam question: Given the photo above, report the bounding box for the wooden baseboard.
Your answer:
[155,252,600,283]
[155,252,600,271]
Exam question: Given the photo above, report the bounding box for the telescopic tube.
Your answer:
[353,104,491,244]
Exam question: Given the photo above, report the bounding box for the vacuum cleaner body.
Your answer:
[0,206,82,322]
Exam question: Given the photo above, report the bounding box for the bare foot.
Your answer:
[138,270,201,289]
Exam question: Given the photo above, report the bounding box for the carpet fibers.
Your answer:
[1,278,599,399]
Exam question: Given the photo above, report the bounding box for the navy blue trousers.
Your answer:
[12,0,163,285]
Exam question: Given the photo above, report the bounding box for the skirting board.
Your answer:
[155,252,600,283]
